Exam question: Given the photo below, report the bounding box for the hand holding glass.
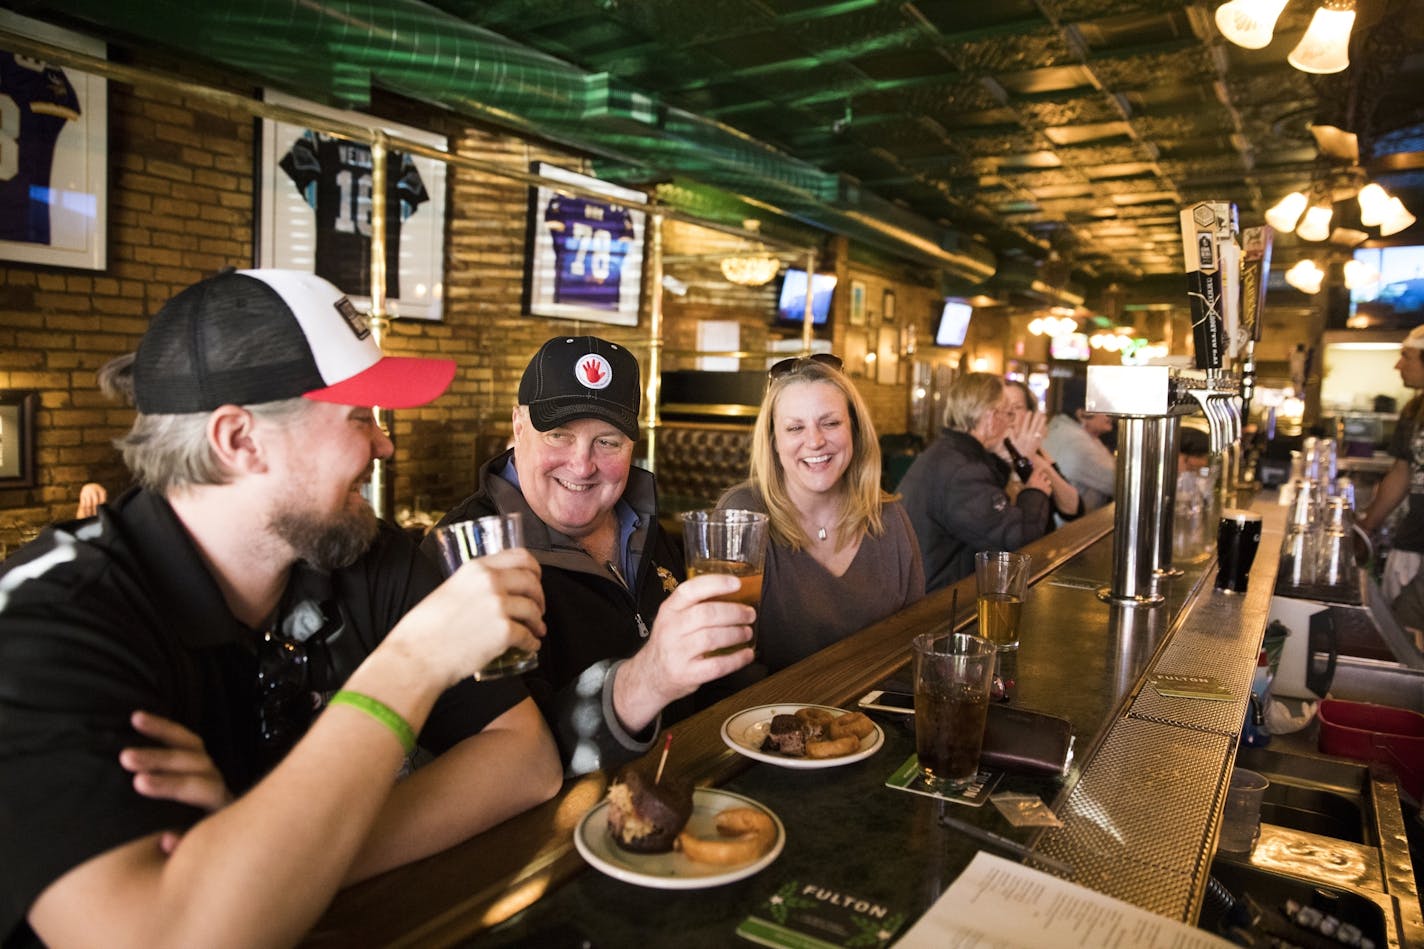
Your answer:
[433,514,539,680]
[681,509,768,657]
[975,550,1030,650]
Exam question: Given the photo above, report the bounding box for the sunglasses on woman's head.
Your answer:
[768,353,844,379]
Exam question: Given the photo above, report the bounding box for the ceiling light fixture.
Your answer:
[1342,258,1379,289]
[1265,166,1414,246]
[1378,198,1418,237]
[1214,0,1289,48]
[719,220,781,287]
[1284,259,1326,294]
[1296,197,1334,242]
[1288,0,1356,74]
[1214,0,1356,75]
[1264,191,1308,232]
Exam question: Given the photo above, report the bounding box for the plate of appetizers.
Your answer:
[720,703,883,769]
[575,783,784,889]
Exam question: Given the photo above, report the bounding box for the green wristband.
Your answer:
[328,690,416,754]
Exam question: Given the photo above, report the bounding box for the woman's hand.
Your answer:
[1007,412,1045,458]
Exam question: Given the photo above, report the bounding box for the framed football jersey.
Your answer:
[0,11,107,271]
[258,89,447,321]
[524,161,647,326]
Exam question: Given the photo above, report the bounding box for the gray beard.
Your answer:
[270,502,379,571]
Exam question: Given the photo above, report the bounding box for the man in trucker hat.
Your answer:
[0,269,561,948]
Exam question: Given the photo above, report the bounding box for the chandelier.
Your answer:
[720,220,781,287]
[1214,0,1357,74]
[1266,165,1416,245]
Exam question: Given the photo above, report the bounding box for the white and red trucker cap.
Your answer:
[132,269,455,413]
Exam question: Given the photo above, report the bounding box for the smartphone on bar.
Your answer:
[858,689,915,715]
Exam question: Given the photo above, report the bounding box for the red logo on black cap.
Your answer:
[577,354,613,390]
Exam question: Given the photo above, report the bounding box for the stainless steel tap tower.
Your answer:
[1087,365,1242,605]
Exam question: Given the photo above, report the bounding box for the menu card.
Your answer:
[896,852,1235,948]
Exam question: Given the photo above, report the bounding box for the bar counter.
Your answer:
[305,501,1281,947]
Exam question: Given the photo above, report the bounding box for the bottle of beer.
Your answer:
[1003,438,1034,482]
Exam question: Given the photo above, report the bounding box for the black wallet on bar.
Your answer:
[979,704,1074,778]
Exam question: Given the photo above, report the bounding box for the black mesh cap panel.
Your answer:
[133,273,326,413]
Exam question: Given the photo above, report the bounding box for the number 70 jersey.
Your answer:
[544,194,635,311]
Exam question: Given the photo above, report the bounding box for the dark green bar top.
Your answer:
[305,500,1280,947]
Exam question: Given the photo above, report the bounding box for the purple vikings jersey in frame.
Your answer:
[544,194,635,310]
[0,52,81,244]
[279,130,428,299]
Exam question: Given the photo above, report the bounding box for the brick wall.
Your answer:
[0,53,940,542]
[0,63,256,544]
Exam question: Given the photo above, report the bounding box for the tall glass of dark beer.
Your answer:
[1216,509,1263,593]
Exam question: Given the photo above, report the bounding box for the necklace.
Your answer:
[817,526,827,541]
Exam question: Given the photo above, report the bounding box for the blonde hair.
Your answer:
[747,359,887,551]
[943,372,1005,432]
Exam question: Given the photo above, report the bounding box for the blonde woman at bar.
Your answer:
[716,354,924,674]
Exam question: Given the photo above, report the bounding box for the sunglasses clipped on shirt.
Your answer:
[256,630,313,766]
[768,352,844,379]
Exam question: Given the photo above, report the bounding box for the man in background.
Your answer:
[1041,374,1117,513]
[1359,324,1424,605]
[0,269,561,948]
[429,336,755,776]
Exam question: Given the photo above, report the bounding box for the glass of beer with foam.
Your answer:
[681,509,768,657]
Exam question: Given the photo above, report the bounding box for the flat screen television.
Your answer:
[934,299,972,346]
[1350,245,1424,328]
[1051,332,1091,361]
[775,269,836,326]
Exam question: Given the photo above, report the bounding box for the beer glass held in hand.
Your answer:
[975,550,1030,651]
[912,632,997,791]
[681,509,768,657]
[433,513,539,680]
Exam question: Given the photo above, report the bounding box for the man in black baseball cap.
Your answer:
[0,270,561,947]
[430,335,755,776]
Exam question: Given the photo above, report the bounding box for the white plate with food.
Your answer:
[575,787,784,889]
[720,703,884,769]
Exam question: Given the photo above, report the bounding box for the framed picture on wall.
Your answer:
[0,11,107,271]
[258,89,448,321]
[877,325,900,385]
[883,289,896,323]
[0,390,37,488]
[524,162,647,326]
[849,280,867,326]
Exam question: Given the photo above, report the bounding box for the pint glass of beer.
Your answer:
[974,550,1030,650]
[433,513,539,679]
[1216,509,1263,594]
[681,509,768,656]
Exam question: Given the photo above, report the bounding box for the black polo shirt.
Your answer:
[0,488,523,946]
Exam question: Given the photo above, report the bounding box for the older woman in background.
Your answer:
[1000,378,1082,527]
[899,372,1053,592]
[717,354,924,673]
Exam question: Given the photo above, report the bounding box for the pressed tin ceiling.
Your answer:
[17,0,1424,293]
[437,0,1424,286]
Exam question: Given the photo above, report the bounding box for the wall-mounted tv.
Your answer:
[1050,332,1091,361]
[775,268,837,326]
[1350,245,1424,328]
[934,299,973,346]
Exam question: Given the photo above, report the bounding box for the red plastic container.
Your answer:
[1318,699,1424,800]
